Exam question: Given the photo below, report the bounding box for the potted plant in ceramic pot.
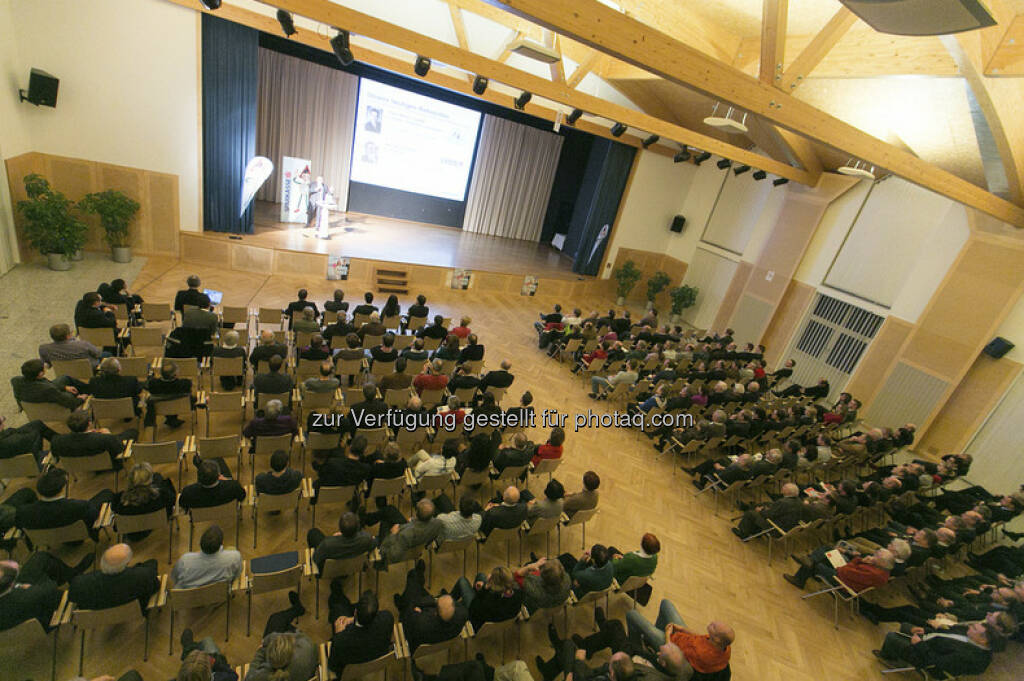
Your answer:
[613,260,642,306]
[645,271,671,311]
[17,173,88,271]
[78,189,140,263]
[669,284,699,324]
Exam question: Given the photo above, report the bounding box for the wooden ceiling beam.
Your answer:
[448,4,469,50]
[496,30,523,63]
[985,14,1024,75]
[774,127,822,181]
[566,49,602,89]
[778,7,857,91]
[241,0,810,183]
[549,34,566,84]
[479,0,1024,226]
[759,0,787,86]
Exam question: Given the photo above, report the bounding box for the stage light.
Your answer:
[673,149,691,163]
[199,0,221,9]
[472,75,488,95]
[752,170,767,181]
[276,10,296,37]
[610,122,627,137]
[414,55,431,77]
[330,30,354,67]
[566,109,583,125]
[773,177,789,186]
[733,164,750,175]
[717,158,731,169]
[693,151,711,165]
[642,134,659,148]
[514,91,532,110]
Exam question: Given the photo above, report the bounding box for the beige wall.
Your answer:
[0,0,201,243]
[0,0,30,274]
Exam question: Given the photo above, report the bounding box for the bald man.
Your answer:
[571,606,693,681]
[479,359,515,392]
[249,330,288,373]
[626,599,733,676]
[733,482,806,540]
[396,560,468,653]
[480,486,527,537]
[68,543,159,614]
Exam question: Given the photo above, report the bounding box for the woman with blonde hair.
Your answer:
[113,461,176,540]
[452,565,523,630]
[244,629,317,681]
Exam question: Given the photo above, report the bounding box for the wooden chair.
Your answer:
[309,550,369,619]
[429,535,475,588]
[150,395,194,441]
[257,307,284,328]
[220,305,250,328]
[56,449,122,492]
[304,429,342,461]
[310,481,363,529]
[569,583,614,627]
[78,327,117,351]
[397,620,469,675]
[394,334,414,350]
[357,427,389,450]
[318,634,403,681]
[0,611,62,681]
[366,474,407,509]
[130,327,165,356]
[334,358,365,384]
[249,485,302,547]
[141,302,173,325]
[114,507,174,563]
[70,579,165,675]
[423,337,442,351]
[242,556,306,635]
[91,396,138,430]
[20,401,77,428]
[185,499,241,550]
[452,387,476,405]
[129,439,185,488]
[51,358,94,382]
[519,515,560,562]
[530,457,561,483]
[303,389,340,413]
[255,390,292,412]
[560,508,598,552]
[483,387,506,405]
[296,358,323,381]
[381,315,401,330]
[352,313,371,328]
[210,355,244,391]
[118,355,153,381]
[248,432,295,484]
[0,452,44,480]
[491,463,528,491]
[167,577,239,654]
[385,387,412,408]
[22,515,105,554]
[406,468,452,500]
[363,334,384,350]
[464,615,523,660]
[194,434,243,477]
[369,359,395,379]
[419,388,445,410]
[476,526,519,572]
[612,574,653,609]
[199,390,246,434]
[802,573,876,629]
[407,316,427,332]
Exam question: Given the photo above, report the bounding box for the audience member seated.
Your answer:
[451,317,472,340]
[436,496,482,543]
[531,426,565,468]
[244,626,318,681]
[352,292,378,318]
[784,543,894,592]
[255,450,303,496]
[367,442,407,490]
[15,467,114,541]
[505,391,535,427]
[74,291,117,330]
[689,453,753,491]
[327,589,395,676]
[250,331,289,374]
[114,462,176,539]
[144,360,193,428]
[368,332,398,366]
[480,486,528,537]
[179,459,247,511]
[69,543,159,614]
[324,289,348,314]
[610,533,661,584]
[380,357,413,393]
[402,294,429,332]
[98,278,143,309]
[254,355,294,400]
[323,314,354,347]
[416,315,449,342]
[357,312,386,341]
[211,331,247,391]
[171,524,243,589]
[381,294,401,322]
[174,274,211,312]
[566,606,690,681]
[243,400,298,450]
[480,360,515,392]
[298,334,330,362]
[52,410,135,471]
[38,323,103,368]
[291,307,320,335]
[515,557,572,614]
[451,565,523,631]
[447,367,480,397]
[733,482,807,540]
[368,498,441,567]
[433,335,462,361]
[178,646,237,681]
[493,432,534,475]
[874,620,999,677]
[557,543,614,598]
[307,511,375,573]
[88,357,142,413]
[394,560,469,653]
[313,435,370,495]
[347,385,388,433]
[413,359,449,396]
[182,298,219,336]
[11,358,87,411]
[627,600,734,678]
[0,555,84,633]
[589,359,638,400]
[526,479,565,523]
[284,289,319,328]
[0,416,55,468]
[563,471,601,518]
[400,338,430,362]
[301,361,339,396]
[458,334,485,363]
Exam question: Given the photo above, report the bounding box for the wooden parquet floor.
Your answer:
[4,256,1020,681]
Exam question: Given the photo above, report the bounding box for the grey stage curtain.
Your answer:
[256,48,358,211]
[462,115,563,241]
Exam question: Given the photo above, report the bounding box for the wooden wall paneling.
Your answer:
[761,279,815,366]
[5,152,47,261]
[181,233,230,265]
[917,355,1024,455]
[99,163,147,253]
[231,243,275,273]
[274,249,327,277]
[147,172,180,256]
[46,156,101,251]
[845,316,914,409]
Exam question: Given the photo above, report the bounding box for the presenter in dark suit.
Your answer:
[69,543,159,615]
[327,590,394,676]
[174,274,211,312]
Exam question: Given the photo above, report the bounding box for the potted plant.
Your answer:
[669,284,699,323]
[613,260,642,306]
[16,174,88,271]
[646,271,671,310]
[78,189,140,263]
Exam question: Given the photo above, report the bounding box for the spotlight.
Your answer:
[733,164,750,175]
[199,0,221,9]
[642,134,659,148]
[752,170,767,181]
[673,149,691,163]
[472,75,488,95]
[773,177,789,186]
[414,55,431,77]
[276,9,296,37]
[716,158,731,170]
[611,122,627,137]
[330,30,354,67]
[694,151,711,165]
[566,109,583,125]
[514,91,532,110]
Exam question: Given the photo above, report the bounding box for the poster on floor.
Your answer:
[450,269,473,290]
[327,255,350,280]
[521,275,539,296]
[280,156,312,223]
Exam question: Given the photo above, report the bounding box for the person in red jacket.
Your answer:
[784,545,893,592]
[531,427,565,467]
[413,359,449,395]
[572,342,609,374]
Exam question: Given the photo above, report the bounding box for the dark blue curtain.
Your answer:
[567,139,636,276]
[202,14,258,234]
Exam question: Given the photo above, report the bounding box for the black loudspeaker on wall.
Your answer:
[982,336,1014,359]
[19,68,59,107]
[670,215,686,233]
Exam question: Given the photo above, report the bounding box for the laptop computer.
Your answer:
[203,288,223,305]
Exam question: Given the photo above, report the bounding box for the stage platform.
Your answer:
[180,201,607,299]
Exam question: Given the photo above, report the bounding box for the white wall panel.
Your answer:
[701,169,772,254]
[681,247,739,330]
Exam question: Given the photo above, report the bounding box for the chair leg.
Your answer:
[253,510,258,550]
[169,609,175,655]
[247,589,252,637]
[144,613,150,661]
[78,627,85,676]
[315,578,320,619]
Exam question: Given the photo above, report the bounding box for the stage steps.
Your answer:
[375,267,409,295]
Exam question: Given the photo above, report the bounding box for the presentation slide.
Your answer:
[350,78,482,202]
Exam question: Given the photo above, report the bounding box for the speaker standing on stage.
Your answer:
[307,176,325,228]
[315,186,337,240]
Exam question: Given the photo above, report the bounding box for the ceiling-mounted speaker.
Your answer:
[752,170,767,181]
[693,151,711,165]
[773,177,789,186]
[983,336,1015,359]
[670,215,686,233]
[838,0,995,36]
[717,158,731,169]
[19,68,59,107]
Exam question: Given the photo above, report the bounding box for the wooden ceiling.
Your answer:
[175,0,1024,226]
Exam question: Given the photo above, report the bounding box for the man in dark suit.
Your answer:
[173,274,211,313]
[182,299,219,336]
[479,361,515,392]
[0,553,96,632]
[733,482,805,539]
[491,433,534,474]
[352,292,378,318]
[324,289,349,314]
[447,365,480,394]
[395,561,468,653]
[52,411,135,471]
[312,439,370,495]
[284,288,319,328]
[416,315,449,341]
[88,357,142,413]
[178,460,246,511]
[254,450,302,496]
[253,354,294,400]
[307,512,375,573]
[11,359,86,411]
[876,621,994,677]
[402,294,429,333]
[368,333,398,366]
[69,543,159,615]
[144,360,193,428]
[0,417,56,468]
[327,590,394,676]
[356,313,386,342]
[480,486,528,537]
[250,330,289,374]
[15,468,114,541]
[74,292,117,331]
[347,385,388,433]
[458,335,485,363]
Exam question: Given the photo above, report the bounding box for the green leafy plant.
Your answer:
[16,173,88,257]
[669,284,699,315]
[646,271,671,302]
[613,260,643,300]
[78,189,140,248]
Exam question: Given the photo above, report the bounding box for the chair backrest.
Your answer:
[321,554,367,581]
[407,316,427,331]
[221,306,249,325]
[340,648,394,681]
[132,440,180,466]
[73,599,141,630]
[394,335,413,350]
[411,626,463,661]
[256,391,290,411]
[334,358,363,377]
[303,390,337,411]
[473,616,518,639]
[575,583,613,605]
[532,458,561,476]
[169,580,230,611]
[114,507,169,536]
[296,359,322,380]
[24,520,92,549]
[565,508,598,527]
[384,388,410,407]
[141,302,173,322]
[484,526,518,544]
[131,326,165,352]
[294,332,314,351]
[363,334,384,350]
[0,617,48,657]
[463,360,483,375]
[79,327,116,348]
[457,467,490,488]
[484,387,506,405]
[256,488,301,512]
[453,387,476,405]
[250,561,304,596]
[322,310,338,324]
[316,485,359,507]
[0,453,41,479]
[253,432,293,455]
[369,360,394,377]
[52,358,93,382]
[21,401,74,424]
[434,535,475,555]
[416,471,452,493]
[420,388,444,409]
[207,391,245,412]
[154,395,192,417]
[616,574,650,593]
[381,315,401,330]
[258,307,283,326]
[493,464,528,483]
[190,500,239,526]
[563,338,582,353]
[212,355,244,376]
[368,475,406,498]
[357,428,388,447]
[119,356,153,380]
[306,430,341,450]
[91,396,135,422]
[58,451,111,476]
[423,337,442,351]
[525,514,560,536]
[173,360,201,382]
[587,358,606,373]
